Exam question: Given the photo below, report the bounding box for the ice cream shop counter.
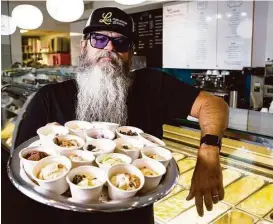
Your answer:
[154,124,273,224]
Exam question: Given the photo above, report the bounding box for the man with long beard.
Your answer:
[14,7,229,224]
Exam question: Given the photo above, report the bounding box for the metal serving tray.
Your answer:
[7,136,179,213]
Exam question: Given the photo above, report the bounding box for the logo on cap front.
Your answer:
[99,12,112,25]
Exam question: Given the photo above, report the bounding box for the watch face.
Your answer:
[202,135,221,147]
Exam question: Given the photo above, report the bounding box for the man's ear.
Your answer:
[80,40,87,54]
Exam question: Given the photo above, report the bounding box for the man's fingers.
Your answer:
[218,185,225,201]
[195,194,204,217]
[186,186,195,201]
[204,192,213,211]
[211,188,219,204]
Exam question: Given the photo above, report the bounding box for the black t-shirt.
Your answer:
[15,68,200,147]
[13,68,200,224]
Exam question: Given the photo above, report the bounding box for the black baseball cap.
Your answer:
[83,7,135,40]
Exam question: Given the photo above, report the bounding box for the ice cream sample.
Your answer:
[237,184,273,217]
[169,202,230,224]
[154,190,195,222]
[72,173,101,187]
[110,173,141,191]
[224,175,265,205]
[24,151,49,161]
[53,137,79,147]
[212,210,255,224]
[69,154,86,162]
[222,169,242,187]
[146,153,165,161]
[177,158,196,174]
[140,166,158,177]
[38,162,68,180]
[100,155,125,166]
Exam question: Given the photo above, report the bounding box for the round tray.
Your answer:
[7,136,179,213]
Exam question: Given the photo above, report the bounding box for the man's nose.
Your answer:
[104,40,116,52]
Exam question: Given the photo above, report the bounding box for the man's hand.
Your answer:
[186,144,224,217]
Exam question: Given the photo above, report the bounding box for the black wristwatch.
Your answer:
[200,134,222,150]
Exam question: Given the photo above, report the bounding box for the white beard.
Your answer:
[75,50,132,125]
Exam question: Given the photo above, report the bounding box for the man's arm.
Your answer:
[190,91,229,137]
[186,91,229,216]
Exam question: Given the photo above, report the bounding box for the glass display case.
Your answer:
[154,121,273,224]
[1,67,76,151]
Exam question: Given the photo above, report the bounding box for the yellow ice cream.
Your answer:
[224,175,265,205]
[237,184,273,216]
[213,210,254,224]
[177,158,196,174]
[154,190,195,222]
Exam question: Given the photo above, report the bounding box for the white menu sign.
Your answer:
[187,1,217,69]
[163,1,217,69]
[216,1,253,70]
[163,2,189,68]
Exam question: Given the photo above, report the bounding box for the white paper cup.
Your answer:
[83,139,116,157]
[64,120,94,139]
[66,166,106,203]
[51,135,85,155]
[139,133,166,147]
[114,138,144,161]
[37,125,69,147]
[32,156,72,195]
[84,128,115,142]
[116,126,143,139]
[60,149,95,168]
[107,164,145,200]
[91,122,120,132]
[96,153,132,174]
[132,158,166,193]
[141,146,173,167]
[19,146,56,178]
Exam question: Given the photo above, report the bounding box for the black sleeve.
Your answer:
[14,87,49,148]
[160,72,200,122]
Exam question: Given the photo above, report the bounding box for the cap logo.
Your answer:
[99,12,112,25]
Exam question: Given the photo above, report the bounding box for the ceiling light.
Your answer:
[46,0,84,22]
[12,5,43,30]
[1,15,17,35]
[114,0,146,5]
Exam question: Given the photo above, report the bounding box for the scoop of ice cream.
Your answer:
[38,163,67,180]
[24,151,49,161]
[72,173,100,187]
[69,154,85,162]
[140,167,158,176]
[110,173,141,190]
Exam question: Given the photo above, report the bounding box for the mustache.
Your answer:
[94,50,120,63]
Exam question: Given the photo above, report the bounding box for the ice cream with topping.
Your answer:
[38,163,68,180]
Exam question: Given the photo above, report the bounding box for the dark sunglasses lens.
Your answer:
[113,37,130,52]
[90,34,109,49]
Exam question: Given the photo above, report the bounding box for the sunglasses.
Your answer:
[88,32,131,53]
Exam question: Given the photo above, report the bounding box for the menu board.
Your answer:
[217,1,253,70]
[130,9,163,67]
[163,2,189,68]
[163,1,253,70]
[187,1,217,69]
[163,1,217,69]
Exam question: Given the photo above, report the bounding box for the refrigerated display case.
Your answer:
[155,122,273,224]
